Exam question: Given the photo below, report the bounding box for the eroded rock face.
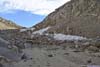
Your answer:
[33,0,100,38]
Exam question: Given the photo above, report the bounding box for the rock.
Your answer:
[86,46,99,52]
[48,54,53,57]
[0,37,9,44]
[0,47,22,62]
[0,41,9,48]
[64,53,69,55]
[87,59,92,64]
[0,63,3,67]
[93,40,100,48]
[24,43,32,49]
[21,54,27,60]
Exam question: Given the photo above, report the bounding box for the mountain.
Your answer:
[0,0,100,67]
[0,17,21,30]
[33,0,100,38]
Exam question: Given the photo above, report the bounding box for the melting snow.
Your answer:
[29,28,35,31]
[20,28,35,32]
[32,27,50,35]
[20,29,27,32]
[53,34,87,41]
[87,65,100,67]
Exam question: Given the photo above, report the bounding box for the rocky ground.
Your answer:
[0,29,100,67]
[5,44,100,67]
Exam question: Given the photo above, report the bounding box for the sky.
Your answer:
[0,0,70,27]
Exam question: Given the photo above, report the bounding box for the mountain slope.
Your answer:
[0,17,21,30]
[33,0,100,38]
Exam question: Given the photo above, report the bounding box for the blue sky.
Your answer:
[0,10,45,27]
[0,0,70,27]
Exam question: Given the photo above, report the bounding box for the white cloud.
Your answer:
[0,0,70,15]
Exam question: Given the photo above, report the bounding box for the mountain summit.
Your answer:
[0,17,21,30]
[33,0,100,38]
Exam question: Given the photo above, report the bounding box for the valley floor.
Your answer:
[5,44,100,67]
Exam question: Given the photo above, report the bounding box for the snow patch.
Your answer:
[20,29,27,32]
[87,65,100,67]
[29,28,35,31]
[53,34,87,41]
[32,27,50,35]
[20,28,35,32]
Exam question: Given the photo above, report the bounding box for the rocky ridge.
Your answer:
[0,17,21,30]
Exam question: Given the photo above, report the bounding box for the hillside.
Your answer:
[0,17,21,30]
[33,0,100,38]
